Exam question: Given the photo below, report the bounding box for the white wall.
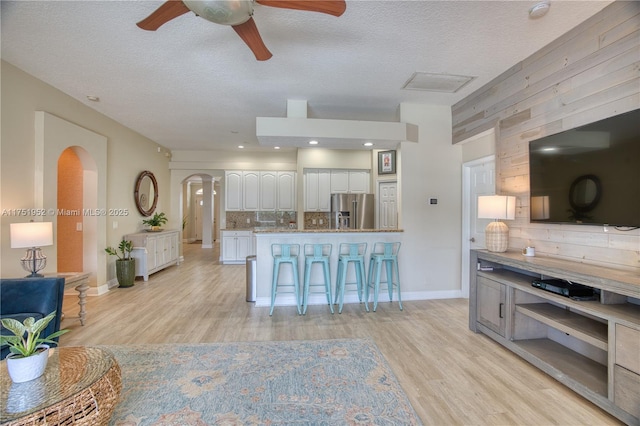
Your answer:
[398,104,464,296]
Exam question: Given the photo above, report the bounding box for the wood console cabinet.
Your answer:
[126,230,180,281]
[470,250,640,425]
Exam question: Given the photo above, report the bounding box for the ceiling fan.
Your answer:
[137,0,347,61]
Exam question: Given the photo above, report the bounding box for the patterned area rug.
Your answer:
[103,339,422,425]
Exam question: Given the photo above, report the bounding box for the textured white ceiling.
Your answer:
[1,0,612,152]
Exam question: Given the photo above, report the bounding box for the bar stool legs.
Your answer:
[334,243,368,314]
[366,242,402,311]
[302,244,333,314]
[270,244,301,316]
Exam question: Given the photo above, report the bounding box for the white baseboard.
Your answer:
[254,289,464,308]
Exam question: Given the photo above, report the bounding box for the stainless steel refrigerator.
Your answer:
[330,194,375,229]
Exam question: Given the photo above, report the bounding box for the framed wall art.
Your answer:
[378,150,396,175]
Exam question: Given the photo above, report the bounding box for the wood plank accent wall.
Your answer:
[452,1,640,270]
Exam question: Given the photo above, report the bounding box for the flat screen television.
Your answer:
[528,108,640,228]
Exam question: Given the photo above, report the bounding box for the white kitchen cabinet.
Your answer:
[260,171,277,211]
[304,169,331,212]
[348,170,370,193]
[277,171,296,211]
[259,171,296,211]
[221,230,255,264]
[242,171,260,211]
[126,230,180,281]
[225,171,243,211]
[226,171,296,212]
[330,169,370,194]
[330,170,349,193]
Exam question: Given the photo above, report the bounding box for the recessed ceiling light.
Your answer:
[238,145,244,149]
[309,140,319,145]
[529,1,550,19]
[230,130,239,134]
[86,95,100,102]
[363,142,374,147]
[274,146,280,150]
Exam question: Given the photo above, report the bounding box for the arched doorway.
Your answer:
[57,146,98,275]
[181,174,217,248]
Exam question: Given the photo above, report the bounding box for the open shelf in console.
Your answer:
[516,303,608,350]
[514,339,608,397]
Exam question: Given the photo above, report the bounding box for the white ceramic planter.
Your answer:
[6,344,50,383]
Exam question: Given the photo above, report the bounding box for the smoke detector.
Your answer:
[529,1,550,19]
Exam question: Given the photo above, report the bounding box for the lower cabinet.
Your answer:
[221,230,255,264]
[126,230,180,281]
[476,276,506,337]
[470,250,640,425]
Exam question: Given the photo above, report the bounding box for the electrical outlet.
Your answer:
[312,219,317,225]
[319,219,324,225]
[76,222,83,231]
[113,221,118,229]
[246,218,250,224]
[280,218,284,224]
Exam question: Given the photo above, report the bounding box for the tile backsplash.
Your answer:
[304,212,331,230]
[225,211,296,229]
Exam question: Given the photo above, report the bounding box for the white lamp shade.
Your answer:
[531,196,550,220]
[478,195,516,220]
[10,222,53,248]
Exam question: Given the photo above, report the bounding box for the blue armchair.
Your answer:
[0,277,65,359]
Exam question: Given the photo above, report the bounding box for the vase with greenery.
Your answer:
[142,212,168,231]
[0,311,69,382]
[105,240,136,287]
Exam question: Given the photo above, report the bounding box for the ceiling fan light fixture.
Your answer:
[184,0,254,25]
[529,1,550,19]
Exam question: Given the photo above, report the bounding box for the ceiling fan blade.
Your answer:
[256,0,346,17]
[137,0,191,31]
[232,18,273,61]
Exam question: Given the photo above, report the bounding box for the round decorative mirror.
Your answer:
[134,171,158,216]
[569,174,601,213]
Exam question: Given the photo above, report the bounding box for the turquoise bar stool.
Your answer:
[366,242,402,311]
[270,243,301,316]
[334,242,368,314]
[302,244,334,314]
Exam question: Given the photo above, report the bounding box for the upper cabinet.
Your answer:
[305,169,370,211]
[225,171,243,211]
[347,170,370,193]
[304,169,331,212]
[276,171,296,211]
[330,170,370,194]
[243,171,260,211]
[226,170,296,212]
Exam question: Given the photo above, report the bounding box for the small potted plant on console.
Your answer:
[0,311,69,382]
[142,212,168,231]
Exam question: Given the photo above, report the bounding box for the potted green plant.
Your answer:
[0,311,69,383]
[142,212,168,231]
[105,239,136,287]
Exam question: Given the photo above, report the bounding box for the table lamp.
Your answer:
[10,221,54,277]
[478,195,516,252]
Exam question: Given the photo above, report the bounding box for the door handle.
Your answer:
[499,303,504,319]
[469,237,475,242]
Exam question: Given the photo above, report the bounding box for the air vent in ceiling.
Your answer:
[402,72,475,93]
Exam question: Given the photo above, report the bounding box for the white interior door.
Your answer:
[378,181,397,229]
[462,155,495,297]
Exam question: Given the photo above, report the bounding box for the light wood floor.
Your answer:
[60,243,622,425]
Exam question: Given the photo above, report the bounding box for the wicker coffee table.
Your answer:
[0,347,121,425]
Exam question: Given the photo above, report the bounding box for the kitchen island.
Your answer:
[253,229,403,310]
